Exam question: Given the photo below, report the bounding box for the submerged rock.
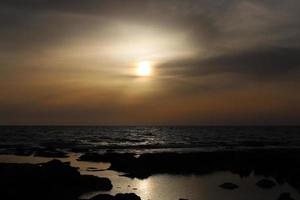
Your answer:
[278,192,295,200]
[90,194,115,200]
[115,193,141,200]
[256,179,276,189]
[91,193,141,200]
[219,182,239,190]
[78,153,106,162]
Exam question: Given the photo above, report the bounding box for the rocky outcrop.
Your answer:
[278,192,295,200]
[219,182,239,190]
[90,193,141,200]
[256,179,276,189]
[0,159,112,200]
[76,150,300,193]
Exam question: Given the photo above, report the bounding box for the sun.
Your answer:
[136,61,152,77]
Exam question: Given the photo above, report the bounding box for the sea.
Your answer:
[1,126,300,200]
[0,126,299,154]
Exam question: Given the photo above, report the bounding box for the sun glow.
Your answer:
[136,61,152,77]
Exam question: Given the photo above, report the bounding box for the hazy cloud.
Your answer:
[158,47,300,79]
[1,0,300,124]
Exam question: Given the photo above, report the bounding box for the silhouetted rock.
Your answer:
[80,175,112,191]
[90,194,115,200]
[91,193,141,200]
[256,179,276,189]
[278,192,295,200]
[99,149,300,194]
[78,152,135,163]
[78,152,108,162]
[0,159,112,200]
[115,193,141,200]
[219,182,239,190]
[3,149,300,199]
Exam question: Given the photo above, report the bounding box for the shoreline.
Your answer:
[1,149,300,199]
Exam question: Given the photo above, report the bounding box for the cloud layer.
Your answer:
[1,0,300,125]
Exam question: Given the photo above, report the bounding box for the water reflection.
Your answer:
[137,179,152,199]
[81,172,300,200]
[0,154,299,200]
[0,154,110,171]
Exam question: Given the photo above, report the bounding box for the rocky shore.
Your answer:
[1,149,300,200]
[0,159,112,200]
[78,149,300,193]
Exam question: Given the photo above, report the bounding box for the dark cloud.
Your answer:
[1,0,300,124]
[158,47,300,80]
[1,0,300,54]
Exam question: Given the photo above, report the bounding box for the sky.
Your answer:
[0,0,300,125]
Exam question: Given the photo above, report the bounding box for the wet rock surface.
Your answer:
[78,152,135,163]
[278,192,295,200]
[0,159,112,200]
[219,182,239,190]
[77,149,300,193]
[90,193,141,200]
[256,178,276,189]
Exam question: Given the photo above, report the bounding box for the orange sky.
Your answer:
[1,0,300,125]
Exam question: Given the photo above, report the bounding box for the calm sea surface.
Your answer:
[0,126,299,154]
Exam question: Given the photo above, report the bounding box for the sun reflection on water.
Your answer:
[137,179,152,199]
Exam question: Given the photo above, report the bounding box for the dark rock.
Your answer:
[256,179,276,189]
[219,182,239,190]
[80,175,112,191]
[115,193,141,200]
[98,149,300,194]
[90,194,115,200]
[78,152,135,163]
[91,193,141,200]
[78,150,300,192]
[78,153,109,162]
[278,192,295,200]
[3,149,300,198]
[0,159,112,200]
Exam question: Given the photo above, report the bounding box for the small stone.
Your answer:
[278,192,295,200]
[256,179,276,189]
[219,182,239,190]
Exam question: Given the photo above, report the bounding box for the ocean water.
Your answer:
[0,126,300,154]
[1,126,300,200]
